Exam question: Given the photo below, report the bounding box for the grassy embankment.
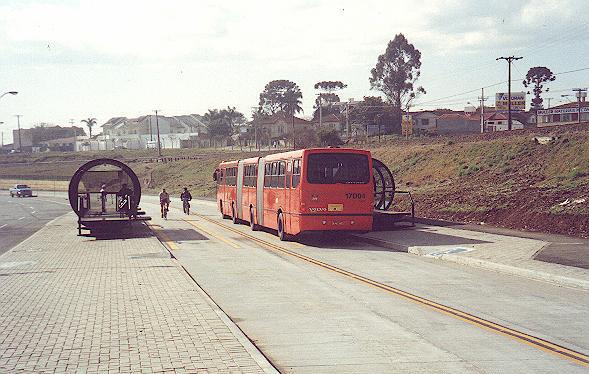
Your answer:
[1,126,588,237]
[371,127,589,237]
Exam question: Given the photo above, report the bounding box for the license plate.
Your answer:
[328,204,343,212]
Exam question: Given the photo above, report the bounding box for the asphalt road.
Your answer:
[140,197,589,373]
[0,193,71,255]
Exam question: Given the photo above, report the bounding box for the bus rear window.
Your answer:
[306,153,370,184]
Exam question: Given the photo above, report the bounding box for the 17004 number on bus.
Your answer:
[346,193,366,199]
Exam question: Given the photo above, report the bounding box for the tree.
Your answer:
[318,128,344,147]
[348,96,400,134]
[314,81,347,120]
[81,118,97,138]
[370,34,425,125]
[222,106,246,133]
[314,80,347,92]
[313,93,341,120]
[291,127,319,148]
[258,80,303,116]
[523,66,556,110]
[203,109,232,148]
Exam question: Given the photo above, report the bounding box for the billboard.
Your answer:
[495,92,526,111]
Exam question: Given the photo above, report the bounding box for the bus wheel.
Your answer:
[277,212,288,241]
[220,200,229,219]
[250,207,258,231]
[232,204,239,224]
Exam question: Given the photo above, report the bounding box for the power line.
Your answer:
[414,66,589,108]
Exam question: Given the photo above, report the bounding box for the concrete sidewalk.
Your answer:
[356,224,589,290]
[0,213,276,373]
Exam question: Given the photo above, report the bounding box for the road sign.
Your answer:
[495,92,526,111]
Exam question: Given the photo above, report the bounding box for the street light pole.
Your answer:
[15,114,22,152]
[154,110,162,157]
[0,122,4,149]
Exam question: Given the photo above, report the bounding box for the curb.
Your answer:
[437,254,589,291]
[352,235,589,291]
[146,202,279,374]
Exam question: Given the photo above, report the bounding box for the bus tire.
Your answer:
[250,207,258,231]
[277,212,288,241]
[220,200,229,219]
[232,204,239,224]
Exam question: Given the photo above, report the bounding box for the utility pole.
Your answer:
[540,97,553,125]
[15,114,22,152]
[318,93,323,129]
[572,88,588,124]
[0,121,4,148]
[154,110,162,157]
[346,100,350,138]
[479,88,488,133]
[148,115,153,141]
[69,119,77,152]
[496,56,523,131]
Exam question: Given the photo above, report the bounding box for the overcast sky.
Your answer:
[1,0,588,142]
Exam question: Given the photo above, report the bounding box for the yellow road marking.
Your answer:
[147,223,178,251]
[193,213,589,369]
[185,219,241,249]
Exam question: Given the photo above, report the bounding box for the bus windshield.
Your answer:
[307,153,370,184]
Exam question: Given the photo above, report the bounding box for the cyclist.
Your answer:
[159,188,170,218]
[180,187,192,215]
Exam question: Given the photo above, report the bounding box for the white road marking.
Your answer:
[18,217,25,220]
[0,224,7,229]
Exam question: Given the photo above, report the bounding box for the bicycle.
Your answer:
[182,200,190,215]
[161,201,169,220]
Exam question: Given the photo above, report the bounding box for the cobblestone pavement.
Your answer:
[0,213,273,373]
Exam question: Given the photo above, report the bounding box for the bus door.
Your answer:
[256,158,265,226]
[236,160,244,220]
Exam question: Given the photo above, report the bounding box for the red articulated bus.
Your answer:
[214,148,374,240]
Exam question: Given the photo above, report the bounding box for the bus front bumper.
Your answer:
[298,214,373,232]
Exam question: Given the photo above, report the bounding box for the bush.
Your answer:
[317,129,344,147]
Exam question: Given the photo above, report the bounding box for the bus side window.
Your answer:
[252,165,257,187]
[246,165,252,187]
[292,159,301,188]
[271,162,278,188]
[285,161,292,189]
[243,165,249,187]
[230,167,236,186]
[277,161,285,188]
[219,169,225,185]
[264,163,271,187]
